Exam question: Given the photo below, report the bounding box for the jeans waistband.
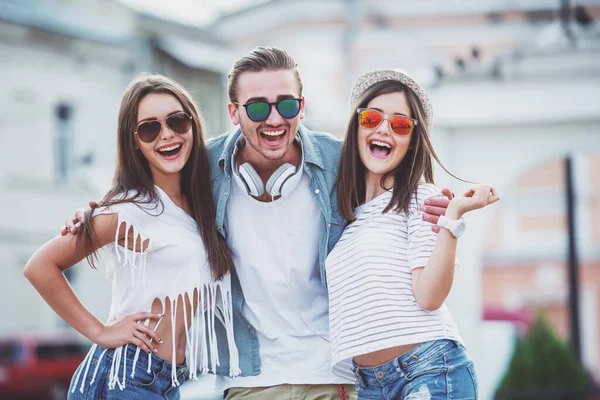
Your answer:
[352,339,461,387]
[93,344,187,380]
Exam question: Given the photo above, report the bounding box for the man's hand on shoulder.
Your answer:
[420,188,454,233]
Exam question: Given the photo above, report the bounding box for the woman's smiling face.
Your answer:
[357,91,414,183]
[135,92,193,179]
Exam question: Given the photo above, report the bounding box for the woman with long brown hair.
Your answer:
[326,69,499,399]
[24,74,239,399]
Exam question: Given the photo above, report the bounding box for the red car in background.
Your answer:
[0,331,89,400]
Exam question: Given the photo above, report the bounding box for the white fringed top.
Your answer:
[70,186,239,394]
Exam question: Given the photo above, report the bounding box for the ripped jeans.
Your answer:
[352,339,478,400]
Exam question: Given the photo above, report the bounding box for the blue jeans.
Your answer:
[68,345,187,400]
[352,339,478,400]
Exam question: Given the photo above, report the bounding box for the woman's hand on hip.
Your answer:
[94,312,163,354]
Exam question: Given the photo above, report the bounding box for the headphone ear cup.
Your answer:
[265,163,296,197]
[238,163,265,197]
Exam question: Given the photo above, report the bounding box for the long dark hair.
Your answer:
[337,80,459,223]
[77,74,233,280]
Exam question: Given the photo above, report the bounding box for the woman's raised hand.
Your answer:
[94,312,163,354]
[447,184,500,218]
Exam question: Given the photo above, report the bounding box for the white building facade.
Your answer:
[0,0,232,337]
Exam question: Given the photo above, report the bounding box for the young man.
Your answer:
[207,47,355,399]
[64,47,451,399]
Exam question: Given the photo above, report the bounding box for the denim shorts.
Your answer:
[352,339,478,400]
[68,345,188,400]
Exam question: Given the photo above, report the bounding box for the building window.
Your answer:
[54,103,73,185]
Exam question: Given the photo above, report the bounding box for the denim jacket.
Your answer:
[206,124,345,376]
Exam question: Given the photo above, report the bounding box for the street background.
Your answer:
[1,0,599,399]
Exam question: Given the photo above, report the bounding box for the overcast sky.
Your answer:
[119,0,268,26]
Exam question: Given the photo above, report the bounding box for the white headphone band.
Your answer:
[238,162,297,197]
[238,163,264,197]
[266,164,296,196]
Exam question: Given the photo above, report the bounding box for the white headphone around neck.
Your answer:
[237,162,297,197]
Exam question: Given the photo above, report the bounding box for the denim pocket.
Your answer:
[466,361,479,399]
[403,352,448,381]
[124,366,157,388]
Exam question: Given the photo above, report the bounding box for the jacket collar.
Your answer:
[217,124,324,177]
[297,124,324,169]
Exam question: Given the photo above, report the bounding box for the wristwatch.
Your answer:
[437,215,466,238]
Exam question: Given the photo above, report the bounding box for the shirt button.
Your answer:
[314,189,320,194]
[401,361,409,368]
[224,192,228,196]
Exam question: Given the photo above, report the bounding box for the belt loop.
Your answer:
[352,366,367,388]
[453,340,466,353]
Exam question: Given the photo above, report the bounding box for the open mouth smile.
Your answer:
[260,129,286,146]
[368,139,392,159]
[156,143,183,160]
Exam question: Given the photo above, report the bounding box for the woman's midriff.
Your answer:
[147,293,198,365]
[353,343,420,367]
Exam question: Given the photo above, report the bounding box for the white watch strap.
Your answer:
[437,215,452,229]
[436,215,465,238]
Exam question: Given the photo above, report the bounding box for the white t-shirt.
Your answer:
[325,183,462,380]
[214,161,352,390]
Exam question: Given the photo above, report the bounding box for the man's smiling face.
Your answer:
[228,69,305,162]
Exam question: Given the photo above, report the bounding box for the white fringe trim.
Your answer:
[73,210,239,393]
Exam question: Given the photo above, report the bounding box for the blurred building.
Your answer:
[210,0,599,133]
[476,19,600,382]
[482,153,600,375]
[432,14,600,396]
[0,0,233,337]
